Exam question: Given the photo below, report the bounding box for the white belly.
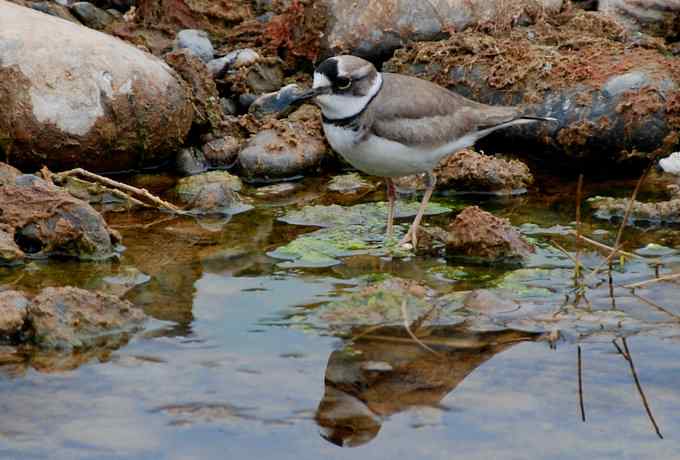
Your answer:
[322,123,475,177]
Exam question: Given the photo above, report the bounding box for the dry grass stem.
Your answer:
[400,300,444,358]
[54,168,184,214]
[623,272,680,289]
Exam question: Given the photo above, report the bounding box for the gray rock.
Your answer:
[220,97,238,116]
[0,2,193,173]
[245,59,284,94]
[174,171,251,214]
[0,175,117,260]
[207,48,260,77]
[239,122,327,180]
[175,29,214,63]
[0,290,29,339]
[31,1,81,24]
[176,147,209,176]
[321,0,564,59]
[602,71,650,98]
[70,1,115,30]
[26,287,146,349]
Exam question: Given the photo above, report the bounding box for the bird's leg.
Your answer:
[400,172,436,248]
[385,177,396,240]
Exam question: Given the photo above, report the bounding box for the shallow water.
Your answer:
[1,175,679,459]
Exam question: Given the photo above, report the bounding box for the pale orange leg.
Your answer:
[399,172,436,248]
[385,177,396,240]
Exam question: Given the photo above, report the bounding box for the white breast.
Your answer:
[659,152,680,176]
[322,122,478,177]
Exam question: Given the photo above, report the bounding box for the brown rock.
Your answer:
[446,206,534,263]
[0,162,21,185]
[385,10,680,171]
[26,286,146,349]
[589,196,680,223]
[599,0,680,39]
[164,48,222,131]
[134,0,253,42]
[0,1,193,172]
[0,229,24,265]
[0,175,116,259]
[0,290,28,338]
[202,135,242,167]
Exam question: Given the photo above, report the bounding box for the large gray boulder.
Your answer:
[0,0,193,172]
[320,0,564,59]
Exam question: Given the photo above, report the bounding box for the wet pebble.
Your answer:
[175,29,214,63]
[327,173,375,195]
[175,171,252,214]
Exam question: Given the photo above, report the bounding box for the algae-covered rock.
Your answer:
[270,201,451,266]
[26,286,146,350]
[0,1,193,172]
[589,196,680,223]
[0,229,24,265]
[0,175,117,260]
[0,290,28,339]
[312,278,437,329]
[447,206,535,263]
[175,171,252,214]
[280,201,451,229]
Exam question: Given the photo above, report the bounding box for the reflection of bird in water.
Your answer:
[315,327,538,447]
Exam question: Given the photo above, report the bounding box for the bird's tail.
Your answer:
[520,115,559,123]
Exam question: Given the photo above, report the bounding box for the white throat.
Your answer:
[315,72,383,120]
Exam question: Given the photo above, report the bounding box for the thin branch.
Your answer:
[574,174,584,286]
[620,338,664,439]
[578,345,586,422]
[623,272,680,289]
[54,168,184,214]
[629,292,680,322]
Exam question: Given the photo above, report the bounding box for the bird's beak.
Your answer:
[291,86,331,104]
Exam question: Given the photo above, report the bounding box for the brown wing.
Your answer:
[366,73,522,147]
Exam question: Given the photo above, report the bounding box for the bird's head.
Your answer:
[293,55,383,120]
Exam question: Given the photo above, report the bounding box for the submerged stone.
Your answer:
[327,173,375,196]
[175,171,252,215]
[26,286,146,350]
[280,201,450,229]
[589,196,680,224]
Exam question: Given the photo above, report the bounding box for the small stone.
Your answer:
[175,171,251,214]
[176,147,209,176]
[360,361,393,372]
[239,121,327,180]
[207,48,261,77]
[70,2,116,30]
[31,1,81,24]
[327,173,375,195]
[175,29,214,63]
[447,206,534,263]
[0,290,29,338]
[252,182,302,198]
[220,98,238,116]
[0,162,21,186]
[202,136,242,168]
[245,59,284,94]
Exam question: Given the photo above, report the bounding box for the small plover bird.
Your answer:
[295,55,555,246]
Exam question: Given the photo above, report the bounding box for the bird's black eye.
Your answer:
[336,77,352,90]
